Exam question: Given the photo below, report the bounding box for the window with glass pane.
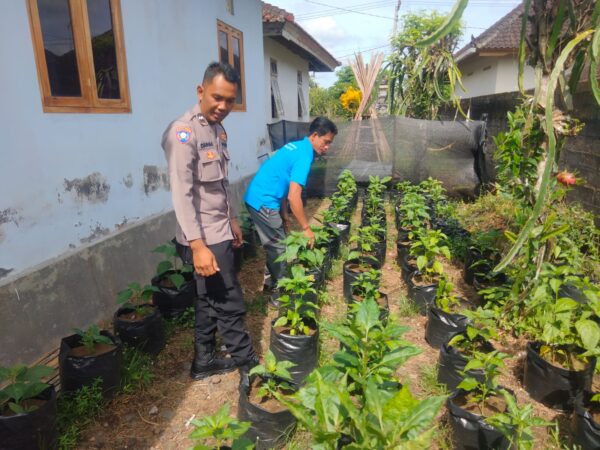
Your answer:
[216,20,245,111]
[27,0,130,112]
[37,0,82,97]
[219,31,229,64]
[87,0,120,99]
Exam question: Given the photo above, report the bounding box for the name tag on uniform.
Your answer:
[200,141,213,149]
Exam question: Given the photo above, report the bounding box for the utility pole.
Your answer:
[392,0,401,37]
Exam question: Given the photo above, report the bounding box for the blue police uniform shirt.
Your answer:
[244,137,314,211]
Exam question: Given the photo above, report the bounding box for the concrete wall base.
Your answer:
[0,175,253,366]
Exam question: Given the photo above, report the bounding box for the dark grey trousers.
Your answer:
[176,240,256,364]
[246,204,287,288]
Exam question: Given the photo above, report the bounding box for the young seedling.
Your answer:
[189,403,254,450]
[152,241,193,290]
[351,268,381,300]
[0,364,53,414]
[274,265,319,336]
[72,324,114,353]
[116,282,159,316]
[486,389,551,450]
[248,351,295,401]
[276,231,326,270]
[456,349,509,416]
[409,229,451,283]
[434,275,461,313]
[325,298,420,393]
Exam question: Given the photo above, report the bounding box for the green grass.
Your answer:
[121,345,155,394]
[57,379,105,449]
[164,305,195,338]
[246,294,268,316]
[417,364,448,398]
[396,293,419,317]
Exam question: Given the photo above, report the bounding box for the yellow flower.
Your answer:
[340,86,362,113]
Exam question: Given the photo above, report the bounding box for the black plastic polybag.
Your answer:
[572,393,600,449]
[425,307,469,349]
[151,271,195,318]
[406,271,437,315]
[343,257,380,300]
[523,341,595,411]
[0,385,57,450]
[237,383,296,450]
[59,331,122,399]
[438,343,485,392]
[270,322,319,388]
[113,305,165,355]
[399,254,417,284]
[447,390,510,450]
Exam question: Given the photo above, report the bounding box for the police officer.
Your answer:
[244,117,338,305]
[162,62,258,380]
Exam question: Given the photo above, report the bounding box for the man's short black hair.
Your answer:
[203,62,240,86]
[309,116,338,137]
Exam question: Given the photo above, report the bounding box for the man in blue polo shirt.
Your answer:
[244,117,337,301]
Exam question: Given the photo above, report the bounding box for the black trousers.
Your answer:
[176,240,255,364]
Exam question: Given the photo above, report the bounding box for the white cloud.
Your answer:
[302,16,347,45]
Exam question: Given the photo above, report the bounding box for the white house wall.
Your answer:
[457,55,535,99]
[0,0,268,280]
[263,37,310,125]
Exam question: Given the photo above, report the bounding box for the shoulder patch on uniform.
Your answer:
[175,126,192,143]
[200,141,213,149]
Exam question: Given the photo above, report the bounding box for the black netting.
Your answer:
[267,117,489,198]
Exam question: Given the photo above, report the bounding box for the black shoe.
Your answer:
[237,355,260,389]
[190,351,236,380]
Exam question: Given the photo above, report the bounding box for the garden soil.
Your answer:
[77,198,571,449]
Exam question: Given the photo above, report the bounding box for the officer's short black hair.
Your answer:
[203,62,240,87]
[309,117,338,137]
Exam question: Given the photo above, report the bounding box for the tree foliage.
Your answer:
[386,11,463,119]
[309,66,358,119]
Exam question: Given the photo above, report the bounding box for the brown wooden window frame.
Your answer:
[217,20,246,112]
[27,0,131,113]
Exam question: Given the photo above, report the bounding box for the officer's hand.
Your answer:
[231,219,243,248]
[192,246,220,277]
[303,227,315,248]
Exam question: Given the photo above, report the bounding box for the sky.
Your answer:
[267,0,522,87]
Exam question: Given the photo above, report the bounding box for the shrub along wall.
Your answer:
[441,89,600,222]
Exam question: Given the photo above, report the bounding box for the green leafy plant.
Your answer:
[284,368,445,449]
[486,389,551,450]
[397,192,430,232]
[336,169,357,199]
[72,324,114,353]
[420,177,446,204]
[274,265,319,336]
[248,351,295,400]
[348,225,383,262]
[0,365,53,414]
[350,268,381,300]
[434,275,461,313]
[277,231,326,270]
[189,403,254,450]
[409,229,450,282]
[152,241,193,290]
[324,298,421,393]
[116,282,159,315]
[456,349,509,416]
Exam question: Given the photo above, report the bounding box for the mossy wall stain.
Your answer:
[64,172,110,203]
